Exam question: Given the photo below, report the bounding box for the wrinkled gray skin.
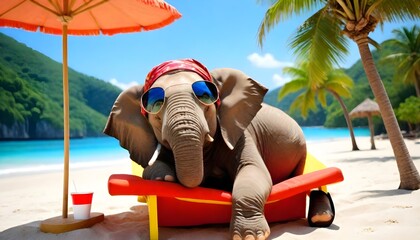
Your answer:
[105,68,315,240]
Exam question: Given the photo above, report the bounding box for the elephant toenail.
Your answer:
[233,234,242,240]
[244,234,256,240]
[164,175,175,181]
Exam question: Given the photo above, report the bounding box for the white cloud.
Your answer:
[272,73,291,87]
[109,78,139,90]
[247,53,292,68]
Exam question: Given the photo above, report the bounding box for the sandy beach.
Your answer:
[1,137,419,239]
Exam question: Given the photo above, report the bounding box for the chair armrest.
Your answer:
[108,167,343,203]
[268,167,343,202]
[108,174,232,202]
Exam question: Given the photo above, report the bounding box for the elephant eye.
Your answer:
[192,81,219,105]
[141,87,165,114]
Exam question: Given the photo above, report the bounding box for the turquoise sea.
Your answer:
[0,127,370,176]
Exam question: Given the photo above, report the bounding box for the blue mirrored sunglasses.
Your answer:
[141,80,219,114]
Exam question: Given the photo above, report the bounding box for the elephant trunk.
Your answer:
[163,93,208,188]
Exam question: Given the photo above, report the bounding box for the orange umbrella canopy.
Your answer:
[0,0,181,35]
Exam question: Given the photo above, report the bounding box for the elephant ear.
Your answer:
[211,68,268,150]
[103,85,157,168]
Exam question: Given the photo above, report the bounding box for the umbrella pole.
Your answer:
[62,23,70,219]
[39,21,104,234]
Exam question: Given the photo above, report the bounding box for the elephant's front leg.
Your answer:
[230,133,272,240]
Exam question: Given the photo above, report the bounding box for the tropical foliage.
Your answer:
[278,61,359,150]
[264,33,416,132]
[258,0,420,190]
[381,25,420,97]
[395,96,420,132]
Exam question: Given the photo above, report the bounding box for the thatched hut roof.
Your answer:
[349,98,381,118]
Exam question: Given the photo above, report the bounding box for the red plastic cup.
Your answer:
[71,192,93,220]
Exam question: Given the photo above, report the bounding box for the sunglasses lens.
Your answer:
[141,87,164,113]
[192,81,219,105]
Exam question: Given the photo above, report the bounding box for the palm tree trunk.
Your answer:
[329,90,359,151]
[367,115,376,150]
[355,35,420,190]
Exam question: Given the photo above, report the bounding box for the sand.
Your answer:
[1,137,419,239]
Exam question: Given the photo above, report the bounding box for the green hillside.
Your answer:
[0,33,122,139]
[264,43,416,133]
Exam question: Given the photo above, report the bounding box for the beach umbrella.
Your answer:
[0,0,181,233]
[350,98,381,150]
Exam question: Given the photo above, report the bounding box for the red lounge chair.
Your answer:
[108,154,343,239]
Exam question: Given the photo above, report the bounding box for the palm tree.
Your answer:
[258,0,420,190]
[279,62,360,150]
[381,25,420,97]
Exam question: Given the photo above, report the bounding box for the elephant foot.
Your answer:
[307,190,335,227]
[230,213,270,240]
[142,160,176,182]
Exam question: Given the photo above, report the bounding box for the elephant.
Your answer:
[104,59,335,240]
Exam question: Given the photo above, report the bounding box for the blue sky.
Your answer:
[0,0,417,91]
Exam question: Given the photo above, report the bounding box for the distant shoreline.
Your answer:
[0,126,371,142]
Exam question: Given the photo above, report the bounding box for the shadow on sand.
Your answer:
[358,189,415,199]
[269,218,340,239]
[0,207,340,240]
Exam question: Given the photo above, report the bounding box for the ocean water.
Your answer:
[0,137,129,176]
[0,127,369,176]
[302,126,370,141]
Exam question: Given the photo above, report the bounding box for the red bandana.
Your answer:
[141,59,220,116]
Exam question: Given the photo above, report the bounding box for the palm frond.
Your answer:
[395,56,419,85]
[408,58,420,81]
[332,8,348,20]
[278,79,308,100]
[360,0,368,13]
[388,52,410,59]
[353,0,361,20]
[282,65,307,79]
[401,61,418,85]
[335,0,356,20]
[382,53,410,66]
[257,0,322,46]
[290,8,349,84]
[289,90,317,119]
[302,90,318,117]
[322,68,353,98]
[382,39,406,51]
[380,24,419,86]
[368,37,381,49]
[324,82,352,98]
[344,0,354,12]
[317,88,328,107]
[327,70,354,86]
[372,0,420,23]
[289,93,304,114]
